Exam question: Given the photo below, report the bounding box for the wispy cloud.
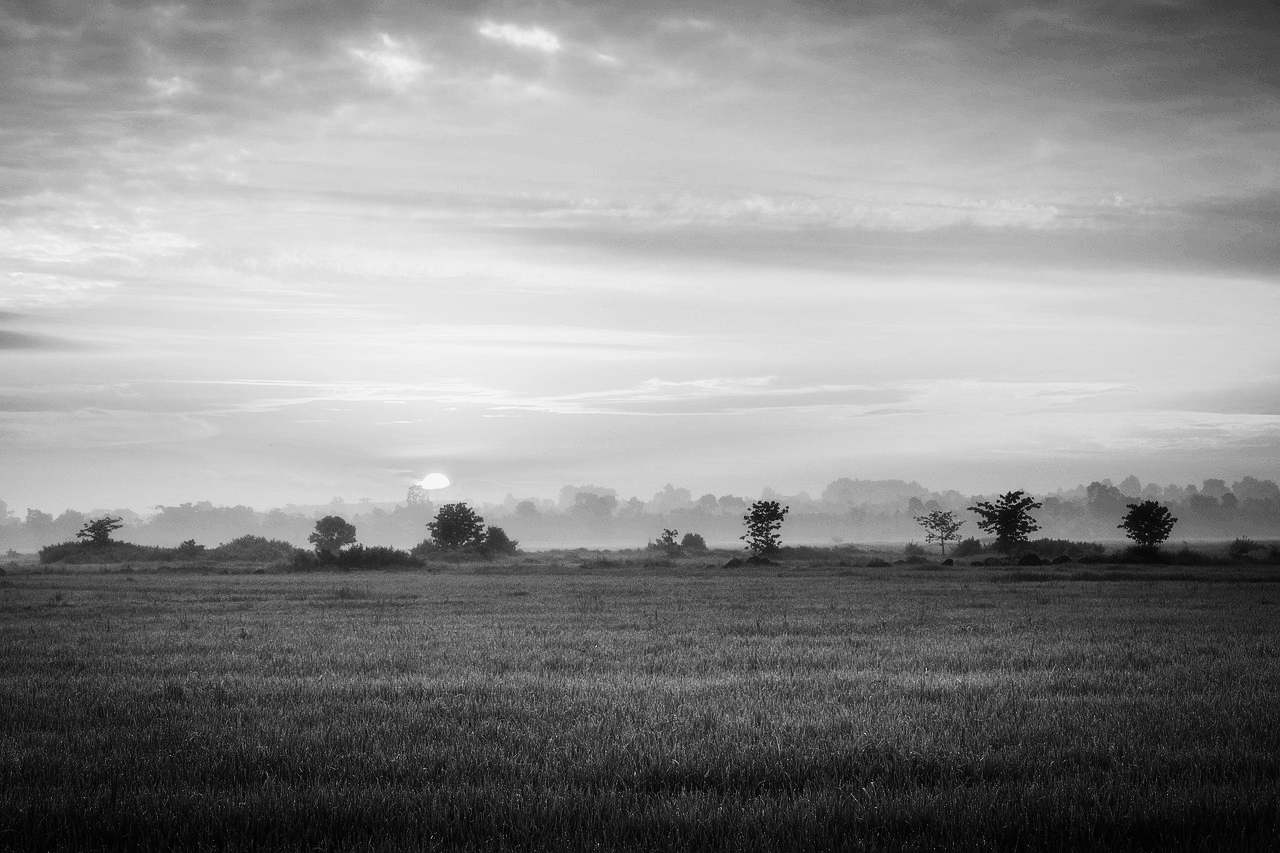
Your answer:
[348,33,430,92]
[478,21,562,54]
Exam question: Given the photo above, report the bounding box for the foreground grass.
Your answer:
[2,561,1278,851]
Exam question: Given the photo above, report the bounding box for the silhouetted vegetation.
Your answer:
[742,500,789,556]
[1119,500,1178,552]
[308,515,357,556]
[913,509,964,554]
[75,515,123,546]
[427,502,487,550]
[968,491,1043,553]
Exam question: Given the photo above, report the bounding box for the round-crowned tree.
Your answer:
[1118,501,1177,549]
[428,502,487,550]
[309,515,357,556]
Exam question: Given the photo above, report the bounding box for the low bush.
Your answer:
[680,532,708,553]
[39,541,173,564]
[1022,538,1107,559]
[209,535,298,563]
[482,526,520,557]
[293,545,422,571]
[1227,537,1258,560]
[951,537,984,558]
[903,541,927,558]
[1120,544,1169,564]
[1169,543,1229,567]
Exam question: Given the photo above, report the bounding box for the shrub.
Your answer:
[338,545,422,569]
[294,545,423,570]
[176,539,205,558]
[903,541,927,558]
[647,529,682,557]
[481,526,519,557]
[952,537,984,558]
[680,532,708,553]
[1022,538,1107,559]
[1227,537,1257,560]
[40,541,170,564]
[209,535,298,563]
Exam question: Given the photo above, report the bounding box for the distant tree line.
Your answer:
[4,474,1279,554]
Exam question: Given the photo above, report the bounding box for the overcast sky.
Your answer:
[2,0,1279,512]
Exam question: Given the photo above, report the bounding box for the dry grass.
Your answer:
[1,559,1278,851]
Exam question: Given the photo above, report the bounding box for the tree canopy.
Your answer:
[428,503,487,550]
[308,515,357,555]
[913,510,964,555]
[741,500,789,556]
[967,491,1042,553]
[1118,501,1177,549]
[76,516,124,546]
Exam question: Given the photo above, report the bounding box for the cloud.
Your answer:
[478,21,562,54]
[348,33,430,92]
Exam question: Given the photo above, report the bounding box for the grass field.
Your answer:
[2,556,1278,851]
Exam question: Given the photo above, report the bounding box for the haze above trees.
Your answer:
[3,475,1279,553]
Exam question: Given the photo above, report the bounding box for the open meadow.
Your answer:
[2,555,1278,851]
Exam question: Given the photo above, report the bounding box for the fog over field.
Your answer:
[2,1,1279,513]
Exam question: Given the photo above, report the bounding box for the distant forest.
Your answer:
[5,475,1279,553]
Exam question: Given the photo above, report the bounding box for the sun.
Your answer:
[420,472,451,490]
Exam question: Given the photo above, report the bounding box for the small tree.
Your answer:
[428,502,486,550]
[913,510,964,555]
[741,500,789,556]
[309,515,357,556]
[77,516,124,546]
[1118,501,1177,549]
[967,491,1042,554]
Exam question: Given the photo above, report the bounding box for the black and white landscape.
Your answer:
[2,2,1278,850]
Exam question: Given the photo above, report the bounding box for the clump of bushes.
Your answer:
[1169,543,1228,567]
[1227,537,1258,560]
[1022,538,1107,560]
[39,541,170,565]
[409,524,520,562]
[646,529,682,557]
[951,537,984,558]
[293,544,422,571]
[209,535,297,563]
[680,532,708,553]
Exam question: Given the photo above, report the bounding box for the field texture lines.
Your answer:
[1,564,1278,851]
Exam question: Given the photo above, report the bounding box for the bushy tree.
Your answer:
[648,528,681,556]
[1118,501,1177,549]
[680,532,708,553]
[76,516,124,546]
[308,515,357,556]
[428,503,486,550]
[483,525,519,556]
[913,509,964,555]
[741,500,789,556]
[967,491,1042,553]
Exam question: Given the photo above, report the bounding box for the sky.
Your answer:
[2,0,1279,513]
